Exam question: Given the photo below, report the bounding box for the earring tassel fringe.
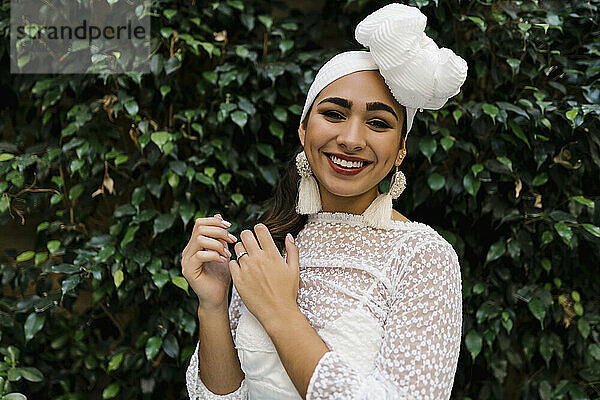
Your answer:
[362,192,393,229]
[296,174,322,214]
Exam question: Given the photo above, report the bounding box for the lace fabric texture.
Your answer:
[186,211,462,399]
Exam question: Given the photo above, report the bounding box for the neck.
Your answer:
[319,185,379,215]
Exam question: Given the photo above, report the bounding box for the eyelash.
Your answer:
[320,110,391,129]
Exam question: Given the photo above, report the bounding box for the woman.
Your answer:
[182,3,467,399]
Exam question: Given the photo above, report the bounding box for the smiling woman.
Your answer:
[298,70,406,216]
[183,3,468,400]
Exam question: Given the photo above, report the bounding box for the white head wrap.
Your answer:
[299,3,468,135]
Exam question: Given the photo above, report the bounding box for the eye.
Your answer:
[368,119,392,129]
[320,110,345,120]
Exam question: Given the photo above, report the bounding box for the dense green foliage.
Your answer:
[1,0,599,398]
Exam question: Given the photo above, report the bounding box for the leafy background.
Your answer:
[0,0,599,399]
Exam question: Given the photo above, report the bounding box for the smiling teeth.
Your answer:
[330,154,365,168]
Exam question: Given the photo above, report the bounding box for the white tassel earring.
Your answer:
[362,148,407,229]
[295,150,322,214]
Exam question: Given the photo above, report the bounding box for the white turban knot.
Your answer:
[355,3,468,110]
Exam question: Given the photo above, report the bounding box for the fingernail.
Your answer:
[222,220,232,227]
[228,233,237,241]
[220,255,227,262]
[286,233,294,244]
[224,247,231,257]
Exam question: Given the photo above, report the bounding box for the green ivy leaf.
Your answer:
[578,318,590,339]
[113,269,124,288]
[427,173,445,191]
[440,137,454,152]
[0,195,10,213]
[582,224,600,237]
[541,231,553,246]
[465,330,483,360]
[163,333,180,359]
[24,312,46,342]
[152,273,169,289]
[482,103,499,121]
[553,222,573,246]
[502,317,513,334]
[34,252,48,266]
[572,196,595,208]
[496,156,513,172]
[541,258,551,272]
[528,297,546,327]
[154,213,176,236]
[218,173,232,187]
[256,143,275,160]
[565,109,578,123]
[159,85,171,98]
[120,225,139,248]
[231,193,244,206]
[463,173,480,197]
[61,275,81,294]
[102,383,120,399]
[418,136,436,162]
[273,106,288,122]
[16,250,35,262]
[94,245,115,263]
[532,173,548,186]
[171,276,189,294]
[506,58,520,74]
[124,99,139,116]
[179,202,195,226]
[509,120,530,148]
[151,131,172,148]
[452,109,462,124]
[19,367,43,382]
[69,183,84,202]
[471,164,484,176]
[269,121,284,142]
[278,39,294,55]
[257,15,273,30]
[467,16,487,32]
[107,353,123,372]
[230,110,248,129]
[539,381,552,400]
[485,241,506,264]
[47,240,61,254]
[589,344,600,361]
[145,336,162,360]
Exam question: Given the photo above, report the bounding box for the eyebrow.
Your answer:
[317,96,398,121]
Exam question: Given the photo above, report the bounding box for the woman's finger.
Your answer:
[183,216,232,261]
[239,228,261,255]
[233,242,247,259]
[194,235,231,258]
[192,249,228,264]
[197,225,237,244]
[253,223,279,255]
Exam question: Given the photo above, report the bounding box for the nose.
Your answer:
[336,116,366,152]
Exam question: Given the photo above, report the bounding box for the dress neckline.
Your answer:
[308,211,427,230]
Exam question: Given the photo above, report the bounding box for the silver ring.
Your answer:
[237,251,249,260]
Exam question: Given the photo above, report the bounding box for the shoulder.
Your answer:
[386,221,459,273]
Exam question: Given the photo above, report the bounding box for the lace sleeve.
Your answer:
[305,238,462,400]
[185,285,249,399]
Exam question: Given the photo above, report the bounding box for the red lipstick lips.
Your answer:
[324,153,372,176]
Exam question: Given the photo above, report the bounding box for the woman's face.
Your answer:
[297,70,406,213]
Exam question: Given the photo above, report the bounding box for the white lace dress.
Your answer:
[186,211,462,400]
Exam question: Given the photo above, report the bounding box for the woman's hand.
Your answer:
[228,223,300,328]
[181,214,238,312]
